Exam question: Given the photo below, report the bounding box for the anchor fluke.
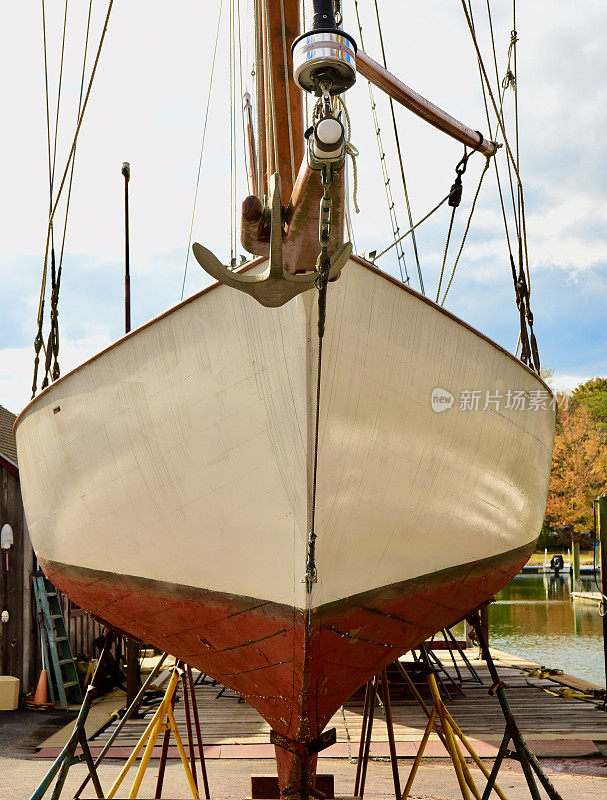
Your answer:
[192,173,351,308]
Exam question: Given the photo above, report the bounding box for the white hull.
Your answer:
[16,257,555,611]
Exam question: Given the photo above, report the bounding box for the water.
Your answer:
[487,573,606,687]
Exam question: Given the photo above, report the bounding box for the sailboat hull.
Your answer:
[39,539,530,735]
[15,256,554,787]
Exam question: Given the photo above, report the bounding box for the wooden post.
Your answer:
[126,639,140,708]
[121,162,131,334]
[597,495,607,689]
[464,619,475,650]
[380,669,401,800]
[479,604,489,652]
[244,92,258,197]
[571,540,580,590]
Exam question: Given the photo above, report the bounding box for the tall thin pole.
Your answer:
[121,161,138,709]
[597,495,607,691]
[121,161,131,334]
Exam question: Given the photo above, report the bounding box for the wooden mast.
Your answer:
[259,0,305,201]
[356,50,497,156]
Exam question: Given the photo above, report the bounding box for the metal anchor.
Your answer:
[192,173,351,308]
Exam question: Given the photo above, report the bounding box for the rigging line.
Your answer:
[40,0,56,293]
[41,0,53,218]
[344,180,357,253]
[279,0,296,189]
[263,0,279,177]
[232,0,239,259]
[58,0,93,274]
[230,0,237,261]
[435,203,457,304]
[469,0,519,311]
[301,0,309,128]
[180,0,224,300]
[47,0,69,340]
[45,0,94,388]
[372,0,424,295]
[336,96,359,213]
[482,0,520,243]
[459,0,531,293]
[236,0,251,196]
[440,157,491,306]
[512,1,522,237]
[232,0,238,260]
[371,192,452,263]
[476,0,530,343]
[353,0,409,284]
[33,0,114,398]
[339,100,358,252]
[255,0,267,195]
[480,0,517,252]
[36,0,113,327]
[50,0,69,195]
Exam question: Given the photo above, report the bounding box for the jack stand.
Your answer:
[155,663,210,800]
[73,652,169,799]
[440,627,483,685]
[467,609,564,800]
[30,630,117,800]
[353,673,376,798]
[354,654,509,800]
[400,648,507,800]
[354,669,400,800]
[106,663,200,799]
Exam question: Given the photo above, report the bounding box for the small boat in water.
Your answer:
[16,2,555,794]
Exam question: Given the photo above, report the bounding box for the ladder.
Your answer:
[32,571,83,707]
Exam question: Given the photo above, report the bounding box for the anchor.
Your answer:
[192,173,352,308]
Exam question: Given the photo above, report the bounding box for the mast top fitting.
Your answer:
[292,30,357,96]
[292,1,356,96]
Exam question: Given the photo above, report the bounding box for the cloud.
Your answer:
[0,331,113,415]
[551,375,595,395]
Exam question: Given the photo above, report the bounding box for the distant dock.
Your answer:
[571,591,603,607]
[519,563,599,575]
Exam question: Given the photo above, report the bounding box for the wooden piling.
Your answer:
[596,495,607,688]
[571,541,580,590]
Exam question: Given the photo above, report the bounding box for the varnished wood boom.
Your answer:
[356,50,497,157]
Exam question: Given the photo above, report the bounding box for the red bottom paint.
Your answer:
[41,543,531,793]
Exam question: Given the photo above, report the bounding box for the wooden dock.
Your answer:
[571,591,603,607]
[36,648,607,761]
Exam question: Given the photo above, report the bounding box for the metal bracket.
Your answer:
[192,173,351,308]
[270,727,337,756]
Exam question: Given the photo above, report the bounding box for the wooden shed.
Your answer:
[0,403,103,696]
[0,403,36,693]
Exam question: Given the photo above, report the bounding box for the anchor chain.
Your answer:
[306,160,335,593]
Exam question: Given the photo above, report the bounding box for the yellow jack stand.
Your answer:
[106,666,199,799]
[401,669,507,800]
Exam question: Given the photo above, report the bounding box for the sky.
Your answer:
[1,0,606,414]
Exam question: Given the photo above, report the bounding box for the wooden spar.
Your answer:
[255,0,267,197]
[261,0,304,199]
[244,93,258,197]
[356,49,497,157]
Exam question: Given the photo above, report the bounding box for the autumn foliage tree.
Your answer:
[545,388,607,531]
[570,377,607,430]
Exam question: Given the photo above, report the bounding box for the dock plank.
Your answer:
[36,649,607,759]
